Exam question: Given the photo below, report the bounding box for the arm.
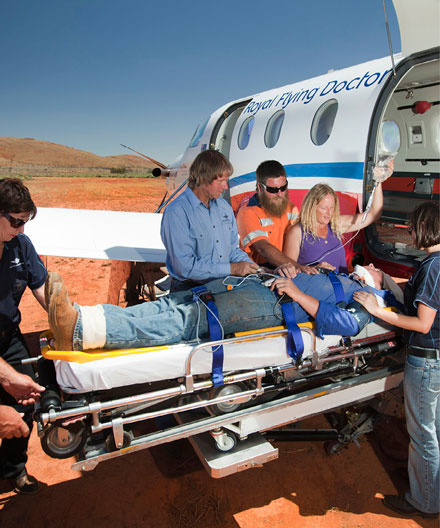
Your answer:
[272,278,365,337]
[32,284,47,312]
[353,290,436,333]
[278,224,320,276]
[339,161,393,234]
[0,358,45,405]
[0,406,29,439]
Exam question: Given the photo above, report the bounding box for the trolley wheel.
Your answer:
[214,430,237,452]
[324,440,345,456]
[105,430,133,452]
[41,423,87,459]
[209,383,246,416]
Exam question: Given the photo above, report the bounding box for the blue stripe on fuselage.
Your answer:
[229,162,364,188]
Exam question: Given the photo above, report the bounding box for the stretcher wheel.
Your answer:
[209,383,246,415]
[105,430,133,452]
[212,430,237,452]
[41,423,87,459]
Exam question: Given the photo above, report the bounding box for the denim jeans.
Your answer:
[404,352,440,514]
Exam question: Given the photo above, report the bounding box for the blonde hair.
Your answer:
[299,183,341,240]
[188,150,233,189]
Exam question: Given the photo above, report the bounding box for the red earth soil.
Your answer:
[0,178,435,528]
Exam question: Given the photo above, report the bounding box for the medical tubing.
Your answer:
[304,229,360,267]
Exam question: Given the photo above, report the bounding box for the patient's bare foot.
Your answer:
[48,279,78,351]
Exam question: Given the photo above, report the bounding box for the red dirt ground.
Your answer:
[0,178,435,528]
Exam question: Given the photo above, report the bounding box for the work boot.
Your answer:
[44,271,63,309]
[48,280,78,351]
[8,468,42,495]
[383,495,438,519]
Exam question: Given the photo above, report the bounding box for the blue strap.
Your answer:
[192,286,224,387]
[280,301,304,362]
[328,272,345,304]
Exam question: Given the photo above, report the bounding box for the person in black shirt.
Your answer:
[355,201,439,519]
[0,178,47,494]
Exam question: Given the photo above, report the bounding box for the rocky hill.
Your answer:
[0,137,159,175]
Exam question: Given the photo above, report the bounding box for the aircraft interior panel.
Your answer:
[370,57,439,267]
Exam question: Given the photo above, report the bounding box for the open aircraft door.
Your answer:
[359,0,439,276]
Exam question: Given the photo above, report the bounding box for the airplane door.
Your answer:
[209,99,251,203]
[393,0,440,57]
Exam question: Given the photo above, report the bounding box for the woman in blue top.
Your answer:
[354,201,439,519]
[0,178,47,494]
[282,161,393,273]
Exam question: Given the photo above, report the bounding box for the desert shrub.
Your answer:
[110,166,127,174]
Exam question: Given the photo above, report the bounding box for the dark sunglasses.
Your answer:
[2,211,28,228]
[261,182,288,194]
[407,226,413,235]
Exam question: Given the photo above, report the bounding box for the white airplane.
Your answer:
[26,0,439,282]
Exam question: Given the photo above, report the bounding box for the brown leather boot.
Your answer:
[44,271,63,309]
[48,281,78,351]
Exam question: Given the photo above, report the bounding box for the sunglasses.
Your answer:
[261,182,288,194]
[407,226,413,235]
[2,211,28,228]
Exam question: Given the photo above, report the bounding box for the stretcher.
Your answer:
[34,315,404,477]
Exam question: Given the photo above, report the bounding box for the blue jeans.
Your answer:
[404,353,440,514]
[74,277,286,350]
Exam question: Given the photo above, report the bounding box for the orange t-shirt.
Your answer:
[236,194,299,265]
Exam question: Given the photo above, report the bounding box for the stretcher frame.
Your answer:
[35,324,404,477]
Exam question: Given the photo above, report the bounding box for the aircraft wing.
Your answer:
[25,208,166,263]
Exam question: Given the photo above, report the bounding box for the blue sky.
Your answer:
[1,0,400,164]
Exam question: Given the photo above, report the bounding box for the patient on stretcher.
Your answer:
[45,265,403,352]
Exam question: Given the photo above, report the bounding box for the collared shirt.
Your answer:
[160,187,251,282]
[236,193,299,265]
[0,234,47,330]
[404,251,440,350]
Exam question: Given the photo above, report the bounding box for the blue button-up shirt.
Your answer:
[160,187,251,282]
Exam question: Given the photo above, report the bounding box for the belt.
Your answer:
[407,347,439,359]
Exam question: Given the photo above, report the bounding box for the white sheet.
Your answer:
[54,319,394,393]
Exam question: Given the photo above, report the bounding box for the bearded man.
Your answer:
[237,160,313,276]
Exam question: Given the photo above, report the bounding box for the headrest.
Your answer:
[382,272,404,305]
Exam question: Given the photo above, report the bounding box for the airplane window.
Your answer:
[189,117,209,148]
[264,110,285,148]
[380,120,401,153]
[238,116,255,150]
[311,99,338,146]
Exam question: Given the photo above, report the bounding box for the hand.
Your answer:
[373,159,394,183]
[1,371,45,405]
[270,278,300,300]
[274,263,298,279]
[0,406,30,439]
[299,265,320,274]
[230,261,260,277]
[353,290,380,315]
[317,262,336,271]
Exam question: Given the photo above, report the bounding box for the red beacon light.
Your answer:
[413,100,432,114]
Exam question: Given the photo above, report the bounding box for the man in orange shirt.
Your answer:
[237,160,312,277]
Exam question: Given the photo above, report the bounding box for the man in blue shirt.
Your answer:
[161,150,259,292]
